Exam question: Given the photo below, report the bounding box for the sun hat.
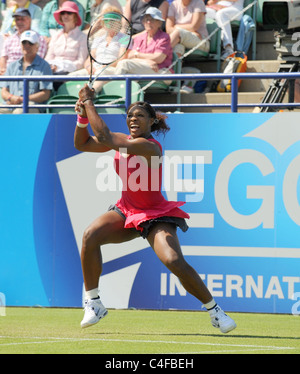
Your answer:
[141,7,164,22]
[12,8,31,18]
[20,30,39,44]
[53,1,82,27]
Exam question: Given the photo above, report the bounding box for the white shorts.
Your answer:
[174,28,210,55]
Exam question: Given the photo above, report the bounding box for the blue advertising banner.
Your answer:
[0,112,299,314]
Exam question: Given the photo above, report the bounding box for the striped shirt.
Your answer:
[1,32,47,65]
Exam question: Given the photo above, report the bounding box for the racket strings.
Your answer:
[88,13,132,67]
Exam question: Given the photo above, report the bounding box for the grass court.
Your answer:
[0,307,299,355]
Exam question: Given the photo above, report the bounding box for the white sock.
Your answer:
[203,299,218,314]
[85,288,99,300]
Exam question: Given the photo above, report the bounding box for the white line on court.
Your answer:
[0,336,296,353]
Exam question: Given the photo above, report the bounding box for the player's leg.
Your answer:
[147,222,212,303]
[147,222,236,333]
[81,209,139,291]
[80,209,139,328]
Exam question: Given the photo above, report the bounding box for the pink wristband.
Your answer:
[77,115,89,124]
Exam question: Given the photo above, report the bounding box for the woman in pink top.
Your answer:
[45,1,88,74]
[73,84,237,334]
[114,7,174,81]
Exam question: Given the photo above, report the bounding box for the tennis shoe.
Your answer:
[210,305,236,333]
[180,85,194,94]
[81,298,108,328]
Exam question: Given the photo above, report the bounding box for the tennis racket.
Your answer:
[87,12,132,89]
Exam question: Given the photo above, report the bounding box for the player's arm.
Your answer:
[74,126,112,153]
[74,99,111,153]
[79,86,161,159]
[83,99,161,158]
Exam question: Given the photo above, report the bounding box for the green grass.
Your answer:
[0,307,299,354]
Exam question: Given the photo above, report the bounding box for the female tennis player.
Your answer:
[74,84,236,333]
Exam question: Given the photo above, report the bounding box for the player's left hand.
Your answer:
[79,84,95,103]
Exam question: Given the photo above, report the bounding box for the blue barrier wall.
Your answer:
[1,113,300,314]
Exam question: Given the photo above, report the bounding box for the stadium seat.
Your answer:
[46,94,79,114]
[56,81,87,97]
[46,81,88,113]
[94,81,144,113]
[183,18,222,72]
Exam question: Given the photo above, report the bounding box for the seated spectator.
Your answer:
[114,7,173,83]
[166,0,210,58]
[71,7,173,93]
[39,0,85,43]
[206,0,244,59]
[0,8,47,75]
[69,6,127,93]
[1,0,42,35]
[88,0,123,26]
[32,0,49,9]
[0,34,4,57]
[124,0,169,34]
[45,1,88,74]
[0,30,53,114]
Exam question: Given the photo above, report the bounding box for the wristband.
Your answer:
[77,122,88,128]
[77,114,89,128]
[77,114,89,124]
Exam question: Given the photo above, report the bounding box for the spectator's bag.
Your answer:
[217,52,247,92]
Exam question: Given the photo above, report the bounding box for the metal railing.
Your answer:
[1,71,300,113]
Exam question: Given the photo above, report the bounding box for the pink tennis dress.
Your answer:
[113,138,189,237]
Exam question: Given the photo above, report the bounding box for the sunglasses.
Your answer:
[21,40,34,46]
[61,11,74,15]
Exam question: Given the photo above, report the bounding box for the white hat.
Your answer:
[20,30,39,44]
[141,7,164,22]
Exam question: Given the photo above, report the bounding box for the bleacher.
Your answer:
[0,0,297,113]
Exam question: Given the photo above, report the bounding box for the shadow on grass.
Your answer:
[90,331,300,341]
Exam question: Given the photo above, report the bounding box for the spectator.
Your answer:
[0,8,47,75]
[114,7,173,83]
[88,0,123,26]
[124,0,169,34]
[32,0,50,9]
[0,34,4,57]
[45,1,88,74]
[69,7,127,93]
[1,0,42,35]
[39,0,85,42]
[0,30,53,114]
[166,0,209,58]
[206,0,244,59]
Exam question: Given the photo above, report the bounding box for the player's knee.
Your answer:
[82,225,103,249]
[162,252,182,272]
